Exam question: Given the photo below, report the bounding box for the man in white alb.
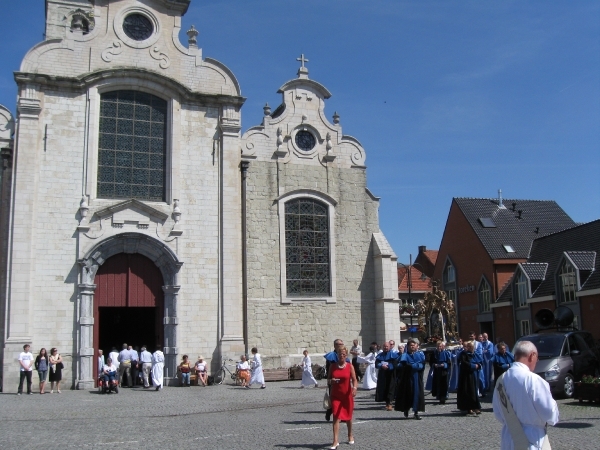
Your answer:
[151,346,165,391]
[493,340,559,450]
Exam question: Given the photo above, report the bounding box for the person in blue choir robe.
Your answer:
[448,339,463,393]
[431,341,452,404]
[375,342,397,411]
[491,342,515,384]
[457,341,482,416]
[480,333,495,392]
[469,332,486,395]
[395,339,426,419]
[324,339,346,422]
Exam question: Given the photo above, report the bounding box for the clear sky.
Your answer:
[1,1,598,263]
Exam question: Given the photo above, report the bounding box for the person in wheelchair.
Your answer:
[100,357,119,393]
[236,355,250,387]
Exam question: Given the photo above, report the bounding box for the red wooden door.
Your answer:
[93,253,164,377]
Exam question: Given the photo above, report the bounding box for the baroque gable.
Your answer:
[19,0,240,97]
[241,58,366,169]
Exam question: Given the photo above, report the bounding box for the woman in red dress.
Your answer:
[327,346,358,449]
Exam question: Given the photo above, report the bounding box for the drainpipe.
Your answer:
[241,161,250,356]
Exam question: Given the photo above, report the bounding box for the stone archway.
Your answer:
[76,233,182,389]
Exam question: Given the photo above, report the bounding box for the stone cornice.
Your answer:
[14,69,246,107]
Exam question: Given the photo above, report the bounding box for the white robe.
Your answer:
[357,352,377,390]
[249,353,265,386]
[151,350,165,388]
[493,362,559,450]
[300,356,318,387]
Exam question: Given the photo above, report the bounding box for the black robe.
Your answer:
[394,351,425,413]
[456,351,481,412]
[374,351,396,404]
[431,349,451,402]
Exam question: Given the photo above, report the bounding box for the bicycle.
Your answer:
[214,359,240,385]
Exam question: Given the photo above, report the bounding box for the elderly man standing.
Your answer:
[493,341,559,450]
[481,333,495,392]
[118,343,132,387]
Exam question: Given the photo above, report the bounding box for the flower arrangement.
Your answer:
[427,335,442,343]
[581,375,600,384]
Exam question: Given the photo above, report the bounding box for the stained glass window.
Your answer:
[285,199,330,296]
[97,90,166,201]
[123,14,153,41]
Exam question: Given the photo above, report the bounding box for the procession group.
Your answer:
[98,344,165,391]
[317,335,558,450]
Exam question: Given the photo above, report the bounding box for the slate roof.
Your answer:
[454,198,576,260]
[496,219,600,302]
[520,263,548,281]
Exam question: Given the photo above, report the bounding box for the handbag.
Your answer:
[57,362,64,370]
[323,391,331,410]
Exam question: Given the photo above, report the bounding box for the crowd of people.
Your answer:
[321,334,558,449]
[98,344,165,391]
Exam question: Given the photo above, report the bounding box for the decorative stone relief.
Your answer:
[169,199,183,237]
[69,8,95,34]
[150,46,171,69]
[274,127,287,157]
[101,41,123,62]
[186,25,198,48]
[323,132,335,162]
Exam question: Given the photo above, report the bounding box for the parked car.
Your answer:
[515,331,600,398]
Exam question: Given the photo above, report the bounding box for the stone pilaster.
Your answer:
[218,106,245,357]
[163,284,180,385]
[76,283,96,389]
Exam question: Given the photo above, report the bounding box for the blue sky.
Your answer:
[1,1,599,263]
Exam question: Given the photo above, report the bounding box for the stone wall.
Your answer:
[245,160,380,366]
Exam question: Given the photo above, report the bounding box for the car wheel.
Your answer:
[563,373,575,398]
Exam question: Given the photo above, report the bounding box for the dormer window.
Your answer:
[558,260,577,304]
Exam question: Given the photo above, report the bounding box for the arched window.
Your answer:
[284,198,330,297]
[558,260,577,303]
[478,278,491,313]
[515,270,528,307]
[97,90,166,201]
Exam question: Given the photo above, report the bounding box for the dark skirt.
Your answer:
[49,366,62,382]
[456,354,480,411]
[394,365,425,412]
[431,366,449,400]
[374,368,395,403]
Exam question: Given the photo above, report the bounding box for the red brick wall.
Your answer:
[433,201,495,337]
[580,294,600,341]
[493,305,515,347]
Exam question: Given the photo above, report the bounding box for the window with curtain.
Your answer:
[97,90,166,201]
[558,260,577,304]
[285,198,330,297]
[478,278,491,313]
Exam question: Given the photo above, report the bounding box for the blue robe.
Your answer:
[491,351,515,381]
[481,340,494,391]
[448,347,461,392]
[395,350,425,413]
[473,343,486,394]
[374,351,397,404]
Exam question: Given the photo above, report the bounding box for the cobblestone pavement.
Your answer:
[0,380,599,449]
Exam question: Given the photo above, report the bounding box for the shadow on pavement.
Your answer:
[554,422,594,429]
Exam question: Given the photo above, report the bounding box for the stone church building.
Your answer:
[0,0,399,390]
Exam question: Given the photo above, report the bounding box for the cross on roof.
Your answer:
[297,54,309,68]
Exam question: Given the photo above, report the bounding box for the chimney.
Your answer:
[418,245,426,254]
[498,189,504,208]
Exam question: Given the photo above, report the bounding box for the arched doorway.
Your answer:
[93,253,164,377]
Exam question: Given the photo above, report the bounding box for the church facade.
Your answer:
[0,0,399,390]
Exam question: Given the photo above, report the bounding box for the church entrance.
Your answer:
[93,253,164,375]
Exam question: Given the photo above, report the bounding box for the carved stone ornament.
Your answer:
[275,127,287,157]
[101,41,123,62]
[69,8,95,33]
[323,132,335,162]
[150,46,171,69]
[169,199,183,237]
[186,25,199,47]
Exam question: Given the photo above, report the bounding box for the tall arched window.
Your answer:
[515,270,528,307]
[478,278,491,313]
[97,90,166,201]
[558,260,577,303]
[285,198,330,296]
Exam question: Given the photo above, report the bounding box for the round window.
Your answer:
[123,14,154,41]
[295,130,316,152]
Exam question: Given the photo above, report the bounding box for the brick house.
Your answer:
[414,245,437,279]
[496,219,600,342]
[398,264,430,341]
[432,195,576,346]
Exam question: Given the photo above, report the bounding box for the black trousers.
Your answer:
[18,371,32,394]
[130,362,139,386]
[352,357,362,380]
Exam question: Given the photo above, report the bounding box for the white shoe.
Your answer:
[50,390,53,394]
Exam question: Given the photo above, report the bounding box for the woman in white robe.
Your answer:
[357,348,378,390]
[300,350,318,388]
[248,347,266,388]
[151,348,165,391]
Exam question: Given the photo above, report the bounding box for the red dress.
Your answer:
[329,363,354,421]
